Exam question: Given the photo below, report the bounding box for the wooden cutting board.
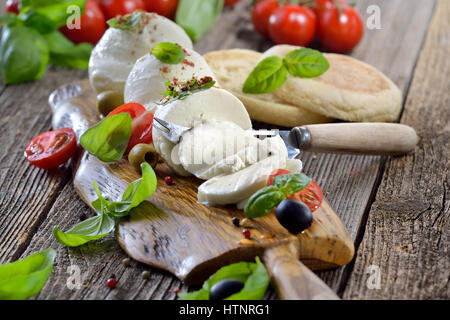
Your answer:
[50,80,354,300]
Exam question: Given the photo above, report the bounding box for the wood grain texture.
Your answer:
[0,0,440,300]
[0,68,85,263]
[49,80,353,300]
[301,123,418,155]
[343,0,449,299]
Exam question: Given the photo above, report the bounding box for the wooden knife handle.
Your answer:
[290,123,419,155]
[263,242,339,300]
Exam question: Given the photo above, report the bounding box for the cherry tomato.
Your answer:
[291,181,323,212]
[60,0,106,45]
[100,0,146,20]
[108,102,146,119]
[225,0,241,6]
[268,5,316,47]
[267,168,292,186]
[316,3,363,53]
[25,128,77,170]
[143,0,178,19]
[6,0,20,14]
[267,169,323,212]
[251,0,279,38]
[107,103,154,154]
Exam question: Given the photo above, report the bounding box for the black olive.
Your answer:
[275,199,313,234]
[209,279,245,300]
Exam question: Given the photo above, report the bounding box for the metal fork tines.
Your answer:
[153,117,192,144]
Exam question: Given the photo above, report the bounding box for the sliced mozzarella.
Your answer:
[124,49,216,113]
[197,136,288,205]
[89,13,193,95]
[152,88,252,175]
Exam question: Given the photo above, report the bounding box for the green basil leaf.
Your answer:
[44,31,93,69]
[20,0,86,28]
[175,0,224,42]
[283,48,330,78]
[0,26,49,84]
[0,14,20,26]
[179,257,269,300]
[244,186,286,219]
[273,173,312,196]
[226,257,270,300]
[152,42,185,65]
[0,248,56,300]
[53,214,115,247]
[242,56,287,94]
[107,11,142,31]
[20,9,56,34]
[106,163,157,218]
[80,113,132,162]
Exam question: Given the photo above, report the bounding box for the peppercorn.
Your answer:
[232,217,240,227]
[141,271,150,280]
[122,258,131,267]
[106,277,117,289]
[164,176,174,185]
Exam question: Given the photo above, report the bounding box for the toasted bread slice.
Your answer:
[204,49,333,127]
[262,45,402,122]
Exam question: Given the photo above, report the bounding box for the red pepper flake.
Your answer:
[182,48,191,56]
[106,277,117,289]
[131,50,135,56]
[164,176,174,185]
[160,66,169,73]
[172,77,178,85]
[182,59,195,67]
[174,288,181,295]
[242,228,251,239]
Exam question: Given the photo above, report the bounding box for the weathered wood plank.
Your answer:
[0,67,86,263]
[17,183,182,300]
[3,0,437,300]
[343,0,449,299]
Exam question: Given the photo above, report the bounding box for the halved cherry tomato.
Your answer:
[143,0,178,20]
[25,128,77,170]
[99,0,146,20]
[268,5,316,47]
[6,0,20,14]
[60,0,106,45]
[316,2,363,53]
[267,169,323,212]
[107,103,154,154]
[251,0,279,38]
[291,181,323,212]
[267,168,292,186]
[107,102,146,119]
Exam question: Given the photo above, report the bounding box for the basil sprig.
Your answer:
[175,0,224,42]
[283,48,330,78]
[152,42,185,65]
[179,257,269,300]
[80,113,132,163]
[0,249,56,300]
[54,163,157,247]
[242,56,287,94]
[107,11,142,31]
[242,48,329,94]
[0,0,93,84]
[244,173,312,218]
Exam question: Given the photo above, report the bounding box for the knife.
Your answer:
[153,118,419,159]
[278,123,419,159]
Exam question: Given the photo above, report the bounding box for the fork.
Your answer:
[152,117,192,144]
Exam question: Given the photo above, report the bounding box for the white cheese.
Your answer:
[88,13,193,95]
[124,48,216,113]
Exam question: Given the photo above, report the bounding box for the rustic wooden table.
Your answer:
[0,0,448,300]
